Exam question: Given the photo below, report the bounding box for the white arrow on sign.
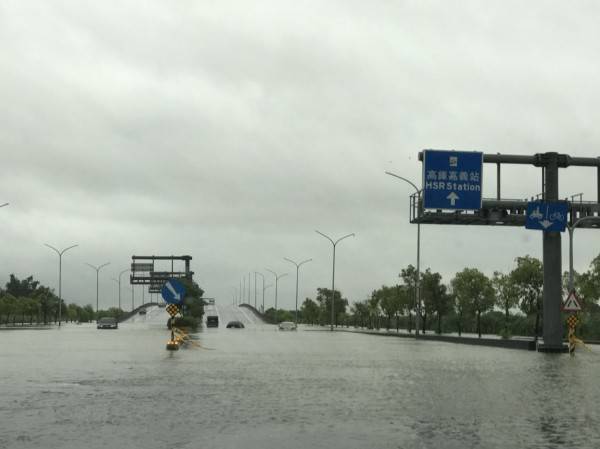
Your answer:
[539,220,553,229]
[166,281,181,301]
[446,192,460,206]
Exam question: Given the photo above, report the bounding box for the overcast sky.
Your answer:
[2,1,600,311]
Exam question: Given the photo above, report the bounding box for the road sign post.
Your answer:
[422,149,483,210]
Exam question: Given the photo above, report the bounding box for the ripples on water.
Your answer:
[1,323,599,449]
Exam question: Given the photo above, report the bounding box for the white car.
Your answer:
[278,321,297,331]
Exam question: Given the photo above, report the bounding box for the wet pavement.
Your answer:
[1,306,599,449]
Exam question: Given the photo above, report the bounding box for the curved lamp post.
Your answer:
[116,268,130,311]
[265,269,287,323]
[255,272,265,311]
[262,284,272,313]
[85,262,110,317]
[44,243,78,327]
[0,203,8,208]
[568,216,600,292]
[284,257,312,325]
[315,230,354,331]
[385,171,422,336]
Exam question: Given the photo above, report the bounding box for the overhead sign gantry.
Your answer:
[412,150,600,352]
[130,255,194,294]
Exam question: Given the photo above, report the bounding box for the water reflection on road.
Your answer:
[1,316,599,449]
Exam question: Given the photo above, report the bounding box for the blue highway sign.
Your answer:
[525,201,568,232]
[422,149,483,210]
[161,278,186,304]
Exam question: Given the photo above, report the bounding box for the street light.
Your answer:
[568,216,600,292]
[315,230,354,331]
[265,269,287,323]
[262,284,273,313]
[115,268,130,311]
[85,262,110,318]
[385,171,422,336]
[284,257,312,325]
[0,203,8,208]
[44,243,78,327]
[255,272,265,311]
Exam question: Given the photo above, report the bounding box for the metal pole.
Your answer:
[331,245,336,331]
[85,262,110,319]
[315,231,354,331]
[266,269,287,323]
[131,284,134,311]
[569,226,574,293]
[284,258,313,325]
[58,255,62,325]
[44,244,78,327]
[242,277,245,306]
[118,269,129,311]
[384,172,421,337]
[255,272,264,311]
[416,222,421,336]
[567,216,600,293]
[254,272,257,308]
[542,153,562,349]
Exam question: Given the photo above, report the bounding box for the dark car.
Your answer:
[226,321,244,329]
[139,309,146,315]
[206,316,219,328]
[97,317,118,329]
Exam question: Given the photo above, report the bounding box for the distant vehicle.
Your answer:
[158,303,166,308]
[278,321,297,331]
[206,316,219,328]
[205,298,215,305]
[226,321,245,329]
[139,309,146,315]
[97,317,118,329]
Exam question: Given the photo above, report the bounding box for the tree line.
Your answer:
[296,254,600,340]
[0,274,124,325]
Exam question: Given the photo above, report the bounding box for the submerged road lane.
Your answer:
[1,319,599,449]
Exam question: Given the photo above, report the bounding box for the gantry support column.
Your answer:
[540,153,565,351]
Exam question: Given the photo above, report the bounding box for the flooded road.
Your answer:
[1,311,600,449]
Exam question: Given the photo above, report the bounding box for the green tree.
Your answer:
[399,265,419,329]
[180,279,205,320]
[493,271,519,337]
[5,274,39,298]
[34,286,57,324]
[376,286,399,330]
[421,269,449,334]
[315,288,348,327]
[451,268,495,338]
[509,256,543,340]
[300,298,320,325]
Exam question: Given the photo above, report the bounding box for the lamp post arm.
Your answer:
[60,244,79,256]
[384,171,420,193]
[44,244,60,256]
[315,230,335,246]
[334,233,355,246]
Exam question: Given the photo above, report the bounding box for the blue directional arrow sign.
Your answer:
[525,201,568,232]
[161,278,186,305]
[422,149,483,210]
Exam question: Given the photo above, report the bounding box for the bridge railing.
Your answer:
[118,302,160,322]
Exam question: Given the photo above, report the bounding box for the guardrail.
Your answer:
[238,303,268,323]
[118,302,160,322]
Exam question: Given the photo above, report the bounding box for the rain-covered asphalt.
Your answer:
[1,304,600,449]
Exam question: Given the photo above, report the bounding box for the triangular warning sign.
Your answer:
[562,291,582,312]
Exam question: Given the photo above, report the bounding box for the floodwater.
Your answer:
[1,305,599,449]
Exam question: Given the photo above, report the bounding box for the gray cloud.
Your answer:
[1,1,600,310]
